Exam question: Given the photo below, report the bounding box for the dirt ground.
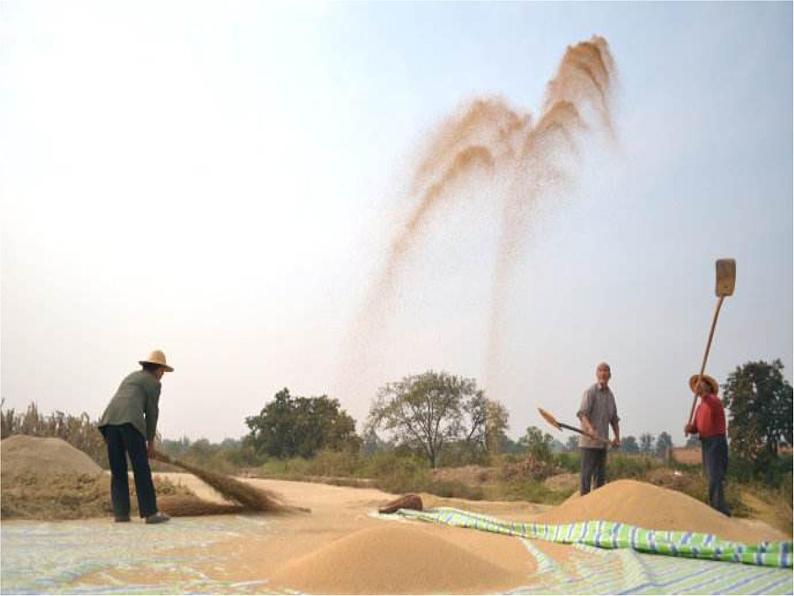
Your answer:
[2,473,789,594]
[154,473,543,593]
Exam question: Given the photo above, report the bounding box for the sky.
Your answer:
[2,1,791,445]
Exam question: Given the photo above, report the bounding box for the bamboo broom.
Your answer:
[152,450,308,514]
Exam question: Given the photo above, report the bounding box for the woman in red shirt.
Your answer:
[685,374,731,516]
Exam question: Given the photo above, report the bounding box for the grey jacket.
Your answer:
[577,383,619,449]
[98,370,161,441]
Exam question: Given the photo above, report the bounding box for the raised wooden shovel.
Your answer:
[538,407,610,446]
[685,258,736,433]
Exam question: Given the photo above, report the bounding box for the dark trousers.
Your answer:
[701,435,731,516]
[580,447,607,495]
[100,424,157,518]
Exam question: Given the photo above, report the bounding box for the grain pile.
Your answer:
[269,524,529,594]
[1,435,102,477]
[535,479,777,543]
[0,435,195,520]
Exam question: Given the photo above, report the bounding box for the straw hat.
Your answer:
[689,374,718,394]
[139,349,174,372]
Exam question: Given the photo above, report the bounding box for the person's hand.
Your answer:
[611,437,621,449]
[147,441,155,459]
[684,424,696,436]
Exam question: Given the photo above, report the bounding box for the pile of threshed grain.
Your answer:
[0,435,229,519]
[269,524,528,595]
[536,479,782,543]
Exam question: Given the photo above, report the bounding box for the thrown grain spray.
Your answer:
[344,36,617,398]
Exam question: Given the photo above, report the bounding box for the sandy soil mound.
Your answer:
[536,479,778,543]
[1,435,102,477]
[269,524,528,594]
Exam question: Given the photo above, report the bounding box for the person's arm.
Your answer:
[144,383,161,458]
[577,390,596,436]
[610,420,621,448]
[610,400,621,447]
[684,403,699,436]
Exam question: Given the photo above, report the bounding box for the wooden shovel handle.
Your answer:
[559,422,610,445]
[686,295,725,430]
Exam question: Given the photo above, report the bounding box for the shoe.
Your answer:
[114,515,131,523]
[145,511,171,524]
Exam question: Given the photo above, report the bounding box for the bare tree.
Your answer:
[366,371,503,467]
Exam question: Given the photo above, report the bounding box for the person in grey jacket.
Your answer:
[98,350,173,524]
[577,362,621,495]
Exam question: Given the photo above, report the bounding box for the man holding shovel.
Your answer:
[685,374,731,516]
[98,350,173,524]
[577,362,621,495]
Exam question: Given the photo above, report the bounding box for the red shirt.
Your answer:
[692,393,727,438]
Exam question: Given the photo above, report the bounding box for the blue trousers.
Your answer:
[701,435,731,516]
[580,447,607,495]
[100,424,157,518]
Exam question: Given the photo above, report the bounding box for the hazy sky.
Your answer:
[2,2,791,445]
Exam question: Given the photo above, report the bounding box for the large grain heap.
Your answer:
[536,479,778,543]
[269,524,530,594]
[1,435,102,478]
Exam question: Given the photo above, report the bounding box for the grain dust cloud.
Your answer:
[343,36,617,398]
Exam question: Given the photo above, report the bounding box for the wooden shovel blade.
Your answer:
[538,407,561,431]
[716,258,736,297]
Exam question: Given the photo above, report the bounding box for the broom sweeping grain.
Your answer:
[152,450,308,514]
[158,495,245,517]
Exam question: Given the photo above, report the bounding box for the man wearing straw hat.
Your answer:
[685,374,731,516]
[98,350,174,524]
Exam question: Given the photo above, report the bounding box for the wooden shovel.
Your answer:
[685,258,736,433]
[538,407,610,446]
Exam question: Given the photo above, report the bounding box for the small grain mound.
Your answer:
[269,524,527,594]
[536,479,777,543]
[1,435,102,478]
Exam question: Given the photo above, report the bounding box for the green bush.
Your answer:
[423,479,484,500]
[306,449,362,477]
[498,478,569,505]
[257,457,312,478]
[554,451,581,473]
[606,453,661,479]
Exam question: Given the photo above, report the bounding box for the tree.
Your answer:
[620,435,640,454]
[655,431,673,459]
[565,435,580,452]
[366,371,497,467]
[685,435,700,448]
[722,360,793,467]
[245,388,360,458]
[483,399,510,455]
[519,426,554,462]
[639,433,655,456]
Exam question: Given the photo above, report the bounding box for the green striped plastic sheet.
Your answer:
[387,507,792,594]
[507,540,794,594]
[393,507,792,568]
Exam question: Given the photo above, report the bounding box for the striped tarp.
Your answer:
[387,507,793,594]
[393,507,792,568]
[505,540,794,594]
